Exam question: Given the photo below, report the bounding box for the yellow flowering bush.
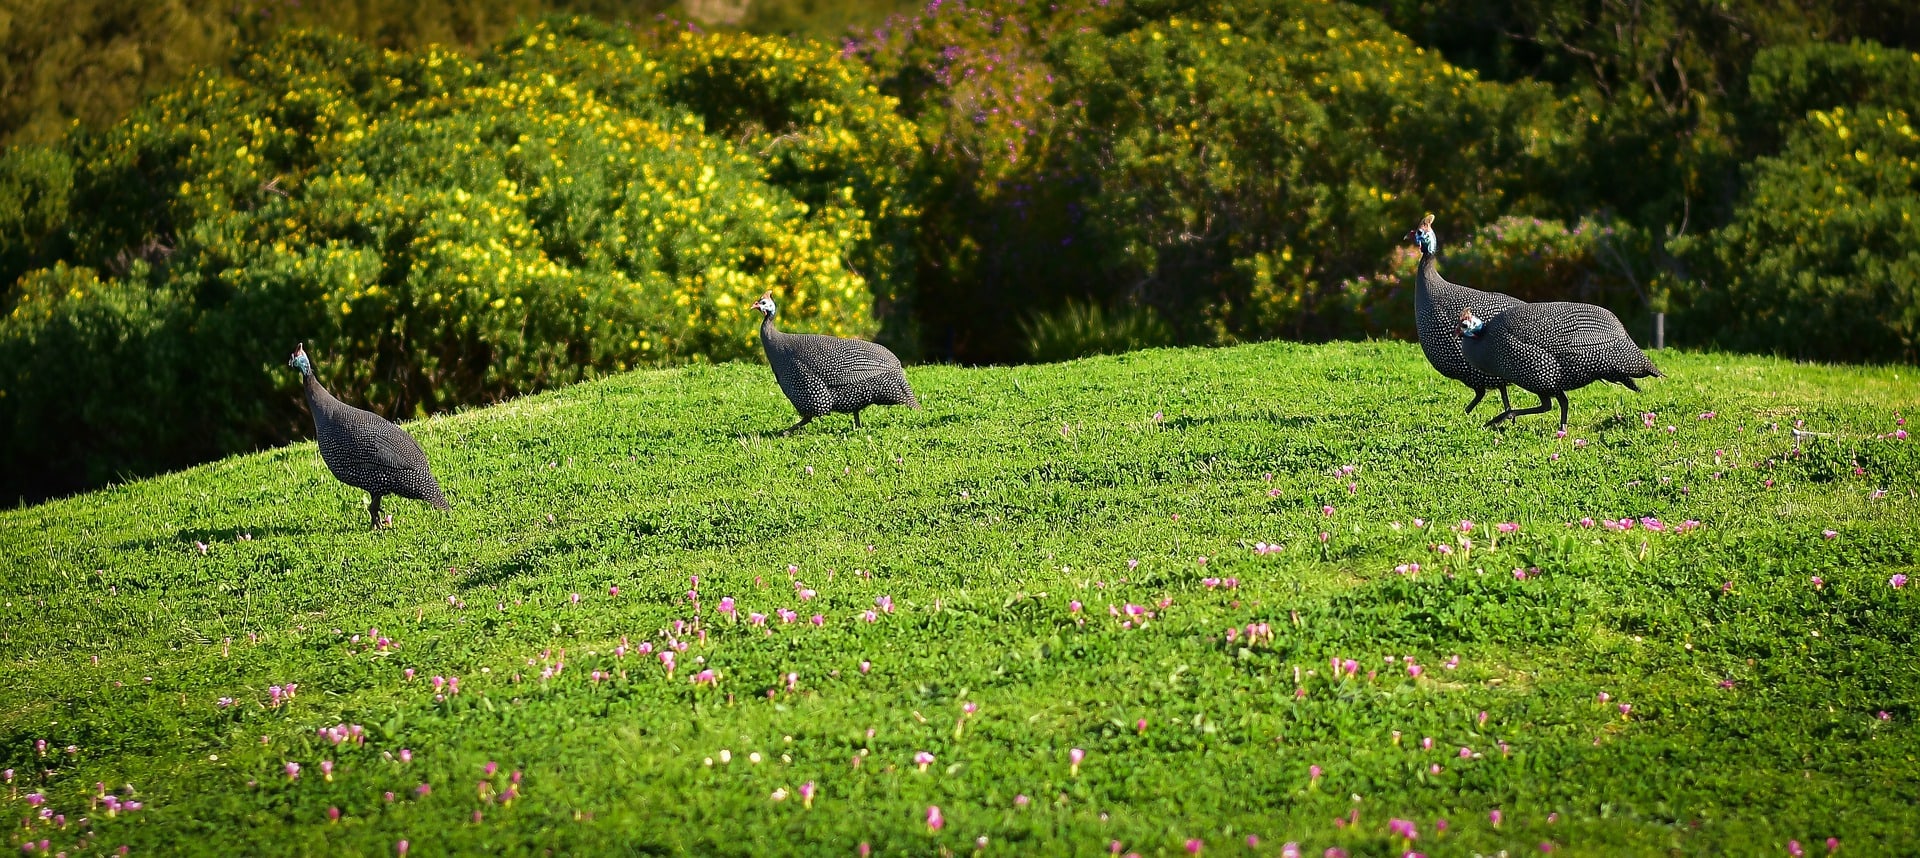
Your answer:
[0,22,914,500]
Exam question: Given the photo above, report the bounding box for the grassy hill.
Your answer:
[3,340,1918,856]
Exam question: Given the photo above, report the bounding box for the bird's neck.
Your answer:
[301,371,340,411]
[1414,251,1445,295]
[760,313,782,341]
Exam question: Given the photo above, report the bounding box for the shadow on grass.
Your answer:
[117,524,319,552]
[1163,414,1324,432]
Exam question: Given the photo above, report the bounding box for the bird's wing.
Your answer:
[790,334,904,386]
[1543,303,1632,352]
[362,419,430,472]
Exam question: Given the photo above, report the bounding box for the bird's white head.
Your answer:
[1457,309,1486,338]
[753,292,777,318]
[1406,213,1437,255]
[288,342,313,376]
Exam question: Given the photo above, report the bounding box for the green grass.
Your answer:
[3,340,1918,856]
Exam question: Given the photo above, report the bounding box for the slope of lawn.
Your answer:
[2,340,1918,856]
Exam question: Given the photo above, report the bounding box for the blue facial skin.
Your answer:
[1414,227,1437,255]
[1459,316,1485,338]
[289,352,312,375]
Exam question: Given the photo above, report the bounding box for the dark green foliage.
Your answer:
[1019,299,1174,362]
[0,23,914,503]
[1672,104,1920,362]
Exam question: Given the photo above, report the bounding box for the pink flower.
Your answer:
[1490,809,1502,826]
[1823,530,1839,540]
[1069,600,1082,613]
[1458,746,1472,758]
[914,751,935,771]
[1789,840,1805,856]
[1811,576,1825,589]
[811,614,825,626]
[717,597,736,616]
[1497,522,1519,534]
[749,612,767,626]
[1308,764,1322,781]
[691,669,717,686]
[1322,506,1336,517]
[862,610,878,622]
[1389,818,1417,839]
[1015,794,1030,807]
[1458,520,1474,534]
[1186,839,1204,854]
[400,748,413,763]
[1893,574,1909,589]
[876,595,894,614]
[859,659,871,674]
[800,781,816,808]
[609,586,619,597]
[1407,664,1424,678]
[285,761,301,780]
[396,840,408,855]
[1069,747,1085,775]
[320,760,334,781]
[926,805,944,831]
[570,592,580,605]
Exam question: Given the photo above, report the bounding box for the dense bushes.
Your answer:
[857,0,1570,359]
[0,22,919,501]
[1673,106,1920,361]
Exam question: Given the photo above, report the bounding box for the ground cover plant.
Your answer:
[3,340,1917,855]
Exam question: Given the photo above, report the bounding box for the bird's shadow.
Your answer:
[116,524,318,553]
[1162,414,1322,432]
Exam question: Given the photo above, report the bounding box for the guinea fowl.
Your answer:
[1407,214,1526,414]
[288,343,450,528]
[754,292,919,433]
[1456,305,1663,430]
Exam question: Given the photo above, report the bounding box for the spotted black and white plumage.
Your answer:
[288,343,449,528]
[1456,303,1662,430]
[754,292,919,433]
[1408,214,1526,414]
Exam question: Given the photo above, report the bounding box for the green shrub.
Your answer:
[0,22,916,502]
[1742,41,1920,158]
[858,0,1566,358]
[1019,299,1174,362]
[1672,106,1920,363]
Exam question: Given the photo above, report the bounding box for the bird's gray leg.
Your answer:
[1556,393,1570,431]
[369,494,384,530]
[781,415,814,436]
[853,408,864,429]
[1486,392,1555,428]
[1463,388,1487,414]
[1498,384,1513,412]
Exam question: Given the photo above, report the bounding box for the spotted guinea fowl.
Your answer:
[1456,304,1662,430]
[753,292,919,433]
[1407,214,1526,414]
[288,343,450,528]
